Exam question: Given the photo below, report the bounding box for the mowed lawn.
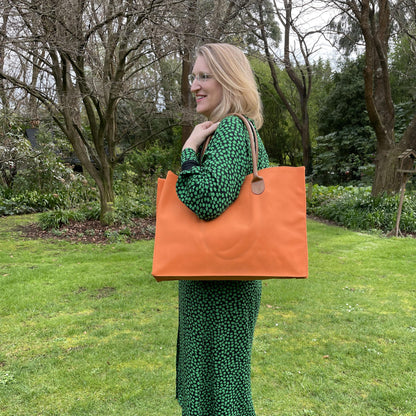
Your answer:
[0,214,415,416]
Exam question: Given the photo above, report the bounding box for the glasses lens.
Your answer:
[188,73,213,85]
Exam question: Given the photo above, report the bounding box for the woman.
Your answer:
[175,43,269,416]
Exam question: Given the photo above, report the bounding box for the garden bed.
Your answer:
[19,217,156,244]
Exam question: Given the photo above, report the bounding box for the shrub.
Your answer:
[77,203,101,221]
[0,190,66,216]
[307,184,416,234]
[38,209,87,230]
[37,203,102,230]
[111,142,180,222]
[113,167,157,223]
[313,127,376,186]
[116,142,180,184]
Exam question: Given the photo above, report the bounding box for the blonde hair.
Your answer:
[197,43,263,129]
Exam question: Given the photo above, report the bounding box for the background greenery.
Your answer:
[0,215,415,415]
[1,35,415,230]
[307,185,416,234]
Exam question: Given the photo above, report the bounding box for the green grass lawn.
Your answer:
[0,215,415,415]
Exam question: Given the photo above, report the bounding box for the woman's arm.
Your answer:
[176,115,253,221]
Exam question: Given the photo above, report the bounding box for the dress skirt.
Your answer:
[176,280,262,416]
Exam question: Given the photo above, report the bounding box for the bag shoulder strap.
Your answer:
[232,114,265,195]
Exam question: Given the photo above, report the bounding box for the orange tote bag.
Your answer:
[152,115,308,281]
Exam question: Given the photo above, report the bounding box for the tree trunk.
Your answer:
[0,0,176,225]
[372,147,402,194]
[301,124,313,176]
[346,0,410,195]
[97,169,115,225]
[180,0,198,145]
[0,6,11,110]
[181,57,194,144]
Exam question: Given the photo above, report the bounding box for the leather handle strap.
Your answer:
[231,114,265,195]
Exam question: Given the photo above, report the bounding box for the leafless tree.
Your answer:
[0,0,179,223]
[248,0,332,175]
[0,2,12,110]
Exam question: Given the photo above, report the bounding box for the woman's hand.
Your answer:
[182,121,220,152]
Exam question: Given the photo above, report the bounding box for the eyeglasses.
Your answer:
[188,73,214,85]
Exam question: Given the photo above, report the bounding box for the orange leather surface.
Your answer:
[152,167,308,281]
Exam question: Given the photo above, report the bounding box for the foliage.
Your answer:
[1,138,180,226]
[38,208,90,230]
[0,112,33,188]
[308,58,334,141]
[390,35,416,104]
[389,35,416,142]
[0,190,65,216]
[0,0,185,221]
[116,101,181,151]
[114,141,181,220]
[37,204,101,230]
[251,58,302,165]
[37,191,154,231]
[394,101,416,140]
[331,0,416,195]
[313,57,376,185]
[313,126,376,186]
[1,215,416,415]
[11,124,72,193]
[0,171,99,216]
[33,142,179,228]
[116,141,181,188]
[307,184,416,234]
[317,57,368,135]
[0,114,99,216]
[113,182,156,224]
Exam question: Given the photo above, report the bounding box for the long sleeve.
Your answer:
[176,115,269,221]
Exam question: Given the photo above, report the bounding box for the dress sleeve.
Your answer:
[176,115,253,221]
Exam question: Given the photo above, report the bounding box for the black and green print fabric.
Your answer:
[175,115,269,415]
[176,115,269,221]
[176,280,262,416]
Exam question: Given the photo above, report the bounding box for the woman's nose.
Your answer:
[190,81,200,93]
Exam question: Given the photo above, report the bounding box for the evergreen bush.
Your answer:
[307,184,416,234]
[38,209,87,230]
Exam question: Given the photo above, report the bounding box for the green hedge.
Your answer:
[307,185,416,234]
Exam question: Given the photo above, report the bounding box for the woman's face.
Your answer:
[190,56,223,119]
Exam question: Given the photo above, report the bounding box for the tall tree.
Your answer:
[250,0,324,175]
[0,0,175,223]
[0,2,11,111]
[331,0,416,195]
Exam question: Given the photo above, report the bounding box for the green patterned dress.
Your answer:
[175,115,269,416]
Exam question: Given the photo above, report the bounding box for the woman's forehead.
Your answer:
[192,55,210,73]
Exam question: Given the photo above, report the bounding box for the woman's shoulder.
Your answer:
[219,114,249,126]
[218,115,269,169]
[205,115,249,158]
[217,114,245,131]
[215,114,253,139]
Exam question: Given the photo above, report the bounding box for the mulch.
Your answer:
[17,215,415,244]
[19,217,156,244]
